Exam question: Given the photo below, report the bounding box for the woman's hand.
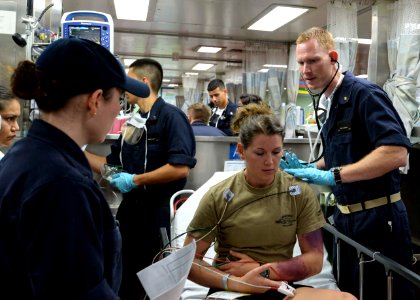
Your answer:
[228,264,281,294]
[218,250,260,276]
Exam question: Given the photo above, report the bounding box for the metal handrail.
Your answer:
[323,223,420,300]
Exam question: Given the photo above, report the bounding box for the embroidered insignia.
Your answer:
[275,215,295,226]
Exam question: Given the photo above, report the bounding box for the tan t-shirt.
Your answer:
[187,170,326,264]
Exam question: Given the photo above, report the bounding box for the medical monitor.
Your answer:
[67,25,102,44]
[61,11,114,52]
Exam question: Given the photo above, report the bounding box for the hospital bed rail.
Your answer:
[323,223,420,300]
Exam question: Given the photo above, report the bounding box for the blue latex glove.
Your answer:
[284,168,335,186]
[110,172,136,193]
[280,152,316,170]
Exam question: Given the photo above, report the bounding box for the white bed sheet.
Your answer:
[172,171,339,300]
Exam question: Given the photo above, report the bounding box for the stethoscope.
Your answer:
[302,61,341,164]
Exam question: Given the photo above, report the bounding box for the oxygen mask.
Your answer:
[122,113,147,145]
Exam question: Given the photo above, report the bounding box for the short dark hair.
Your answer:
[239,94,263,106]
[207,79,225,92]
[130,58,163,94]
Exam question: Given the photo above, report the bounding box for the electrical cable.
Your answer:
[161,189,297,253]
[195,201,229,244]
[36,4,54,23]
[152,187,305,296]
[192,261,274,291]
[161,227,213,256]
[220,191,295,223]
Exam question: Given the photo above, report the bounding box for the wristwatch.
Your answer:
[330,167,342,184]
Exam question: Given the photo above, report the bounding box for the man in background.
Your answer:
[86,58,196,300]
[187,102,226,136]
[207,79,237,136]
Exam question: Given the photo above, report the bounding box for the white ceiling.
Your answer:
[61,0,373,86]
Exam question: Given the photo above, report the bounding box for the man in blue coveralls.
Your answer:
[282,27,414,299]
[86,58,196,300]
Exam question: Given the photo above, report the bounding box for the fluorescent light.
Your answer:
[192,63,214,71]
[197,46,223,53]
[114,0,149,21]
[168,84,179,87]
[263,64,288,68]
[185,72,199,76]
[356,38,372,45]
[257,68,269,73]
[248,6,308,32]
[162,79,171,82]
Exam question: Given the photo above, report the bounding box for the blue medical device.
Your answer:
[61,11,114,52]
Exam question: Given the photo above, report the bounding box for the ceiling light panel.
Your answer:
[197,46,223,53]
[263,64,288,68]
[192,63,215,71]
[248,6,309,32]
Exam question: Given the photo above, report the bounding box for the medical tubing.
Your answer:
[192,261,274,291]
[190,191,293,245]
[219,191,292,223]
[304,125,315,162]
[162,227,213,253]
[37,3,54,22]
[195,201,229,244]
[161,241,267,268]
[174,191,294,253]
[303,61,340,164]
[305,61,340,99]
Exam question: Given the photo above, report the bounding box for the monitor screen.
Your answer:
[68,25,101,44]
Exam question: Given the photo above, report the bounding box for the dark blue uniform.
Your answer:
[0,119,122,299]
[191,121,226,136]
[209,100,237,136]
[107,97,196,299]
[323,72,413,299]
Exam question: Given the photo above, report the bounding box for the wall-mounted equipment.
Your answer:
[12,3,54,48]
[61,11,114,52]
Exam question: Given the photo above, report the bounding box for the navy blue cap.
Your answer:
[36,37,150,98]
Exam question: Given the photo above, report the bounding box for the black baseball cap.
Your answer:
[35,37,150,99]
